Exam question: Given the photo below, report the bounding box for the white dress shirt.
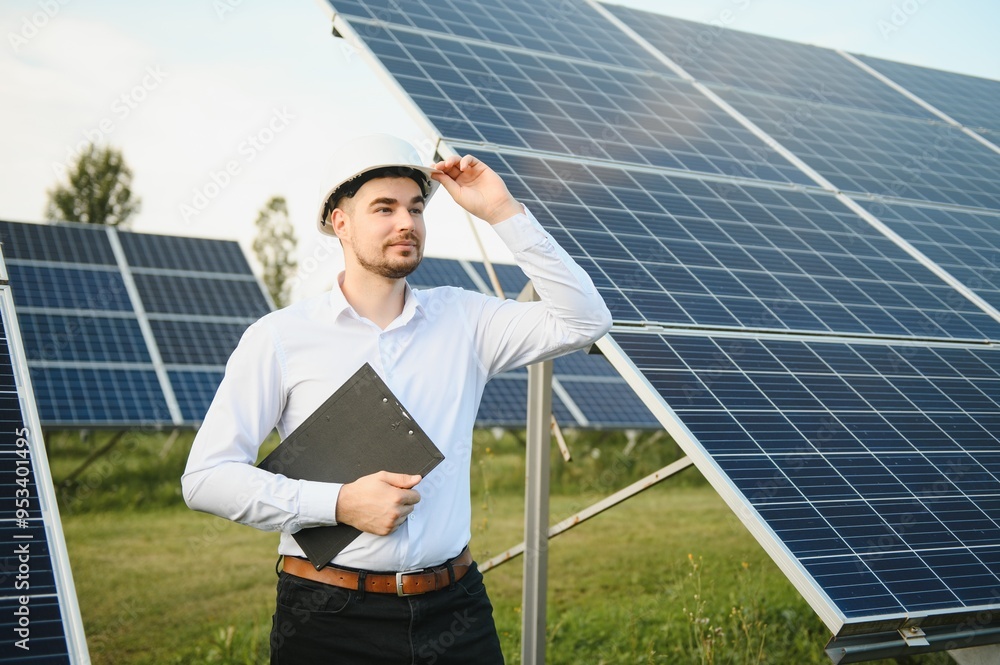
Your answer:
[182,207,612,571]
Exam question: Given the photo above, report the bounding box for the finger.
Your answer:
[433,155,461,171]
[460,154,478,171]
[380,471,422,488]
[399,488,421,506]
[430,169,464,199]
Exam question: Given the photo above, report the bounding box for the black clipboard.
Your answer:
[257,362,444,569]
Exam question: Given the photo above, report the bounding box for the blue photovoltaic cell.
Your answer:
[169,370,225,424]
[472,150,1000,340]
[558,378,656,428]
[19,313,150,364]
[717,86,1000,210]
[471,263,527,299]
[475,373,577,427]
[861,201,1000,314]
[605,6,934,121]
[408,257,478,291]
[351,21,811,185]
[150,320,249,366]
[476,374,529,426]
[553,351,619,378]
[0,219,116,265]
[133,273,269,319]
[614,330,1000,625]
[7,264,132,312]
[30,367,171,426]
[859,55,1000,136]
[118,230,254,274]
[329,0,663,70]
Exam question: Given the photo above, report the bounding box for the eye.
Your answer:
[410,207,425,215]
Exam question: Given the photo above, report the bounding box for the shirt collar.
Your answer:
[327,271,424,328]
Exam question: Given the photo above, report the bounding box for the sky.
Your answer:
[2,0,998,299]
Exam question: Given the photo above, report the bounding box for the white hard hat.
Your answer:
[316,133,440,236]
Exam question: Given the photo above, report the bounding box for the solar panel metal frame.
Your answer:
[0,251,89,661]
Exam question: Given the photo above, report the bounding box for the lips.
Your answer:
[387,234,420,251]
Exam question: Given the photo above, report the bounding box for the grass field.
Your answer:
[48,428,952,664]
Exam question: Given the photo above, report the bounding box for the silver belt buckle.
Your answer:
[396,570,422,597]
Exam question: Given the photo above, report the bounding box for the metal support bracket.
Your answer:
[899,625,929,647]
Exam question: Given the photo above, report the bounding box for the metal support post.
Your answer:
[522,356,553,665]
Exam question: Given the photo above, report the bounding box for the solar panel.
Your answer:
[858,55,1000,136]
[470,150,1000,341]
[470,263,527,299]
[862,201,1000,315]
[7,265,132,312]
[408,257,480,292]
[118,230,255,274]
[353,20,813,185]
[409,256,659,429]
[132,273,268,318]
[604,6,936,121]
[0,221,116,266]
[324,0,1000,654]
[20,313,150,364]
[0,220,270,427]
[332,0,664,70]
[716,86,1000,210]
[0,252,88,661]
[609,329,1000,636]
[168,369,226,424]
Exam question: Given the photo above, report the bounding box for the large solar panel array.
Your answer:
[408,257,658,429]
[324,0,1000,653]
[0,251,88,661]
[0,220,271,427]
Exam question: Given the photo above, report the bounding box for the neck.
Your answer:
[339,267,408,329]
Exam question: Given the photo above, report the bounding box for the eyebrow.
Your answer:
[367,196,425,208]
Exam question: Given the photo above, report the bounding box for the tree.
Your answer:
[253,196,298,308]
[46,143,141,227]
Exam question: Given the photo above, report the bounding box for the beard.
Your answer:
[355,232,423,279]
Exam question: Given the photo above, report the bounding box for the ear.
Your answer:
[329,207,350,243]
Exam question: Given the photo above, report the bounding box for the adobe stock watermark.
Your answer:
[7,0,71,53]
[178,107,295,224]
[877,0,932,39]
[50,65,168,179]
[213,0,244,20]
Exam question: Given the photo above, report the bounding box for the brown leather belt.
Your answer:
[282,546,473,597]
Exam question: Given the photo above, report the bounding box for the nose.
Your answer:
[395,208,419,231]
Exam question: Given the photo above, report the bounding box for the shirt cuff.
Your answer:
[296,479,342,529]
[491,206,549,254]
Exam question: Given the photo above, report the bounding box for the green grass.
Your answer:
[49,429,952,664]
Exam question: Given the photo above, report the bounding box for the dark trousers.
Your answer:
[270,561,505,664]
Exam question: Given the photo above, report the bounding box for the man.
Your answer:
[182,133,612,664]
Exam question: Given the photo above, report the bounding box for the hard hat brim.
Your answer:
[316,164,441,236]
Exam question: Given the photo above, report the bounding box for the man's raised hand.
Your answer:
[431,154,522,225]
